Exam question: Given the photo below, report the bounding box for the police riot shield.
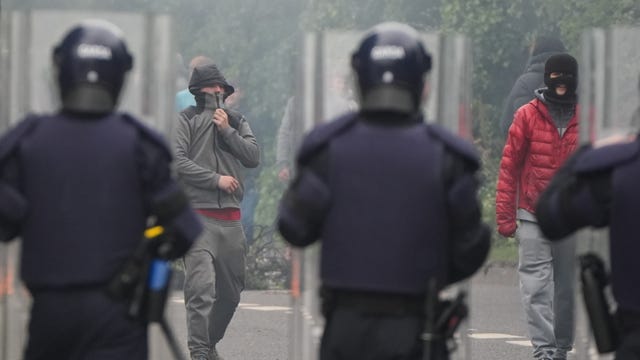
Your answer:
[288,29,473,360]
[0,8,176,360]
[436,34,474,360]
[573,26,640,360]
[436,34,473,140]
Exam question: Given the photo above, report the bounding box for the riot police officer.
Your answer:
[536,138,640,360]
[278,22,491,360]
[0,20,202,359]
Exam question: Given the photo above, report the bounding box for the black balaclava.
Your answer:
[543,53,578,104]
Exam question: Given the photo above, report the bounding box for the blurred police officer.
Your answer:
[278,22,491,360]
[537,137,640,360]
[0,20,202,360]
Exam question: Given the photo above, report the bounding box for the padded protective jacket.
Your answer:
[496,98,579,237]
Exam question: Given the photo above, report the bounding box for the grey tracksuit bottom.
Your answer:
[517,219,576,359]
[184,216,246,359]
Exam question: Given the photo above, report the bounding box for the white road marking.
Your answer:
[170,298,291,312]
[471,333,576,354]
[469,332,531,348]
[505,340,533,347]
[469,333,523,340]
[240,305,291,311]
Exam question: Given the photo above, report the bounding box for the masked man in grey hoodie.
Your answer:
[174,63,260,360]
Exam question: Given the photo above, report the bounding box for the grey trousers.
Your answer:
[184,216,246,358]
[517,220,576,359]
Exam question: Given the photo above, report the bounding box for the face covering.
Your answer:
[543,53,578,104]
[203,92,225,110]
[543,73,577,104]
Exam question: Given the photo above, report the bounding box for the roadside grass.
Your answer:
[488,238,518,265]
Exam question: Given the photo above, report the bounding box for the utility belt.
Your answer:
[28,282,110,298]
[106,226,175,324]
[320,284,468,360]
[320,287,425,317]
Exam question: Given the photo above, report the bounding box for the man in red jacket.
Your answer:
[496,54,579,360]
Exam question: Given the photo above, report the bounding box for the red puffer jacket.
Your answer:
[496,98,579,237]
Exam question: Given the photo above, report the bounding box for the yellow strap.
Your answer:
[144,226,164,239]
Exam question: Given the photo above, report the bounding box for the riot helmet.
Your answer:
[351,22,432,114]
[53,20,133,114]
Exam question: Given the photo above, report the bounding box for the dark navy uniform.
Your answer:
[0,112,202,360]
[0,21,202,360]
[278,22,490,360]
[537,138,640,360]
[279,22,490,360]
[279,111,489,360]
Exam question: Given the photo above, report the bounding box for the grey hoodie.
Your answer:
[174,107,259,209]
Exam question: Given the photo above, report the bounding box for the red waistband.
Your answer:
[196,208,241,221]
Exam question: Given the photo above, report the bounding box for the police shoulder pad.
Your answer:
[120,113,172,159]
[0,114,41,164]
[297,112,358,164]
[426,123,480,168]
[574,139,640,174]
